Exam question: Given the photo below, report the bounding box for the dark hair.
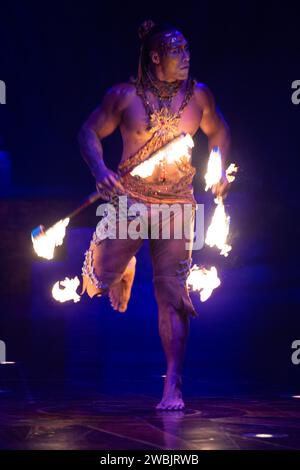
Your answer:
[137,20,177,81]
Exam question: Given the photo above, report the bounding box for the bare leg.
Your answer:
[150,205,195,410]
[109,256,136,312]
[156,307,189,410]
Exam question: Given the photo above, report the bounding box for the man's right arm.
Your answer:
[78,84,132,193]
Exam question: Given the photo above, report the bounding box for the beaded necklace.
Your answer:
[136,74,195,139]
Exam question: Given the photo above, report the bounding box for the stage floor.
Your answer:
[0,387,299,450]
[1,193,299,452]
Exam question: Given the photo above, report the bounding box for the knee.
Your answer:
[153,274,197,319]
[81,245,120,298]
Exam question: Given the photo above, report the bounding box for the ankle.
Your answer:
[165,371,182,385]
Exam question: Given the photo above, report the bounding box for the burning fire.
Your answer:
[226,163,238,182]
[204,147,238,257]
[204,147,238,191]
[130,133,194,178]
[204,146,223,191]
[187,265,221,302]
[32,218,70,260]
[206,197,231,257]
[52,276,81,303]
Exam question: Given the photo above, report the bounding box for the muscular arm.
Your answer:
[196,83,230,171]
[195,83,231,196]
[78,84,133,191]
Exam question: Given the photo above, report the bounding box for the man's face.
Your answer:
[153,30,190,81]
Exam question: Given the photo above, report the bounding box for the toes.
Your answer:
[109,292,115,307]
[109,277,133,313]
[110,296,118,310]
[155,401,165,410]
[156,400,185,411]
[119,295,129,312]
[109,286,121,311]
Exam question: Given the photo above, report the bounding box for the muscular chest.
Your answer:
[121,91,203,142]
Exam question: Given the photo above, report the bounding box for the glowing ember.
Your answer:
[204,146,223,191]
[52,276,81,303]
[206,197,231,256]
[226,163,238,183]
[187,265,221,302]
[130,133,194,178]
[32,218,70,260]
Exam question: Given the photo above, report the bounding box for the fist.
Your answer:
[212,174,231,199]
[96,166,125,196]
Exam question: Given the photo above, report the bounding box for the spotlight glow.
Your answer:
[244,432,288,439]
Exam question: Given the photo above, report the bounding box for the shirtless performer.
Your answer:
[78,20,230,410]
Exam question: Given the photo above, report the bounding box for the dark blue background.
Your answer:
[0,0,299,396]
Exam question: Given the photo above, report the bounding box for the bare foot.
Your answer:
[109,256,136,313]
[156,374,185,411]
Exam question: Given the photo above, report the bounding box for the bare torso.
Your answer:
[118,82,203,162]
[79,78,229,198]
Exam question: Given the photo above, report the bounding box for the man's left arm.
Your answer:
[195,83,231,197]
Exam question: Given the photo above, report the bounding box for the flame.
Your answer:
[32,218,70,260]
[130,133,194,178]
[204,147,223,191]
[52,276,81,303]
[187,265,221,302]
[205,197,231,256]
[226,163,238,183]
[204,149,238,256]
[205,147,238,189]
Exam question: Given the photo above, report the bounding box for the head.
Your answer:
[138,21,190,83]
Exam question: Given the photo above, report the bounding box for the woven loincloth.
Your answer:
[116,132,197,207]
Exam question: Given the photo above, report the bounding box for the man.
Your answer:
[78,20,230,410]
